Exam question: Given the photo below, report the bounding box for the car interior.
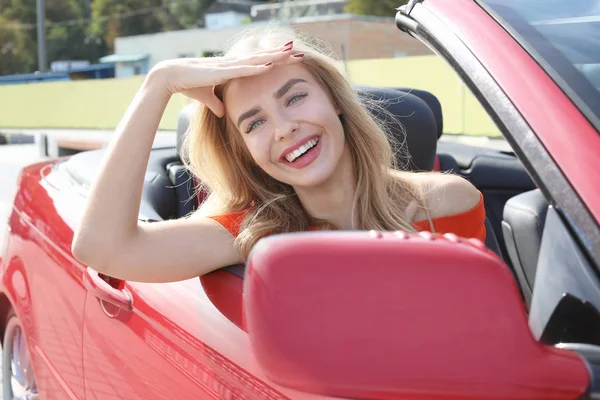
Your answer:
[64,85,549,328]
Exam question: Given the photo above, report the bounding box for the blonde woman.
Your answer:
[72,28,485,283]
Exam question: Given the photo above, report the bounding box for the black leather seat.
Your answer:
[352,86,439,171]
[396,87,443,140]
[502,189,549,305]
[167,102,203,218]
[166,161,196,218]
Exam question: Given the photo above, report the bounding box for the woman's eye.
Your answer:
[246,119,264,133]
[287,93,307,106]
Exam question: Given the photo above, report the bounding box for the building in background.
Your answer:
[204,0,260,29]
[99,54,150,78]
[251,0,346,21]
[107,0,431,78]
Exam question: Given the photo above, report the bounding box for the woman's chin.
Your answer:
[283,168,336,190]
[269,146,344,189]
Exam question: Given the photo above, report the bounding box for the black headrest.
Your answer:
[355,86,438,171]
[396,87,443,139]
[176,86,439,171]
[176,101,199,156]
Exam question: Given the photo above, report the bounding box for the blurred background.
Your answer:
[0,0,500,153]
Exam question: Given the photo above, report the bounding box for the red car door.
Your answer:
[81,274,313,400]
[6,164,87,398]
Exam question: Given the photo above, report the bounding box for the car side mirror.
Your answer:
[244,232,589,399]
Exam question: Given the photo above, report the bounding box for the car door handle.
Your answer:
[83,267,132,311]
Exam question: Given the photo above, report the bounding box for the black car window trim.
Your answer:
[405,2,600,276]
[474,0,600,136]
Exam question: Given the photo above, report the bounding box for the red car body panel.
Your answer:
[1,163,324,399]
[4,163,87,399]
[428,0,600,223]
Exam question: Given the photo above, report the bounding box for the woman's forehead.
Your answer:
[224,64,312,107]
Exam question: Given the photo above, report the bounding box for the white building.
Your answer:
[204,0,260,29]
[101,0,431,78]
[110,24,259,78]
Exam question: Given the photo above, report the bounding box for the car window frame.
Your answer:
[399,1,600,273]
[475,0,600,138]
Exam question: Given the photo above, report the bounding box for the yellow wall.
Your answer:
[0,55,500,136]
[0,75,188,130]
[347,56,500,136]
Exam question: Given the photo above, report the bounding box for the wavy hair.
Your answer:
[182,26,430,258]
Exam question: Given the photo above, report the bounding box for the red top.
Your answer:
[208,192,486,242]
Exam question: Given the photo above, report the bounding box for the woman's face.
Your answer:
[224,64,348,189]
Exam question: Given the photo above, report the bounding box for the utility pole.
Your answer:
[36,0,47,72]
[83,0,92,16]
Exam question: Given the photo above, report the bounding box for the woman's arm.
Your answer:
[72,44,299,282]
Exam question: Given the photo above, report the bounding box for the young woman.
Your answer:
[72,27,485,283]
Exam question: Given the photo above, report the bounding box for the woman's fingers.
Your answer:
[205,94,225,117]
[220,49,305,78]
[219,41,295,62]
[172,42,304,113]
[216,63,276,82]
[218,53,303,81]
[227,46,296,67]
[181,87,225,117]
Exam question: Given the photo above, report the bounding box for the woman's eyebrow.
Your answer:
[237,107,261,128]
[236,78,308,128]
[274,78,307,100]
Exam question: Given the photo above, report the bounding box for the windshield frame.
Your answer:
[476,0,600,134]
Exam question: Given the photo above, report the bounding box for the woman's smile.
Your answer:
[280,135,323,169]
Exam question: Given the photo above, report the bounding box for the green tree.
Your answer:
[0,16,34,74]
[165,0,216,29]
[45,0,99,64]
[0,0,96,73]
[346,0,409,17]
[0,0,37,75]
[89,0,216,54]
[0,0,273,74]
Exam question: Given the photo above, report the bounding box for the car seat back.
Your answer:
[502,189,549,305]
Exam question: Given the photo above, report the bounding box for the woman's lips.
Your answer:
[281,136,322,169]
[279,134,321,162]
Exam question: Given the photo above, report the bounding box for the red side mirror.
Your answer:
[245,231,589,399]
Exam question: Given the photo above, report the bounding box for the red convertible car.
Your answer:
[2,0,600,398]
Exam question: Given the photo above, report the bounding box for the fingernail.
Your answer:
[282,47,292,52]
[283,40,293,47]
[264,61,273,66]
[293,53,304,58]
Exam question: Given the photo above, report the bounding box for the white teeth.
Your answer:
[285,138,319,162]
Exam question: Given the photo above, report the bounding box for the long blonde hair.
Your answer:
[182,26,429,258]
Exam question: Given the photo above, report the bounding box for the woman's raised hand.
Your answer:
[148,41,302,117]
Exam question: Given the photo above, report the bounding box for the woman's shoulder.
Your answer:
[193,208,250,237]
[419,172,481,220]
[394,170,481,222]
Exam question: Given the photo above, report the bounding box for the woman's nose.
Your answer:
[274,118,299,142]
